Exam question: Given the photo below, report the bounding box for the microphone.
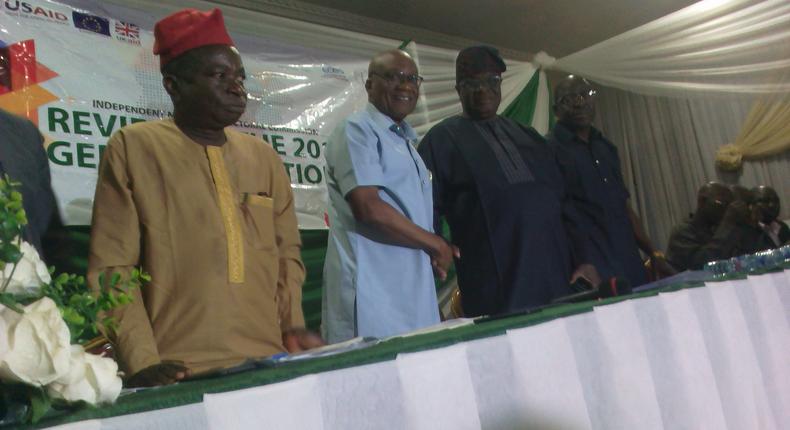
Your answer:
[551,276,631,304]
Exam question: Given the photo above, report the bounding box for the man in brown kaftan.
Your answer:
[88,8,321,387]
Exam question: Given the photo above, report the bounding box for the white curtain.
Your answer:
[553,0,790,98]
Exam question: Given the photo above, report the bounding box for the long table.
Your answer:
[15,269,790,429]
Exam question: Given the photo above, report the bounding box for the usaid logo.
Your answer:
[1,1,69,23]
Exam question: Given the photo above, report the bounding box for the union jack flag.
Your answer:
[114,22,140,39]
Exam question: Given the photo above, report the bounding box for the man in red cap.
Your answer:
[88,8,322,387]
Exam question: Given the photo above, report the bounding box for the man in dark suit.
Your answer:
[0,107,59,258]
[753,185,790,247]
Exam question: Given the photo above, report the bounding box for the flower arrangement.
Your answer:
[0,177,148,424]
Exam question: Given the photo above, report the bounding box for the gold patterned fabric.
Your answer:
[206,145,245,284]
[88,119,305,375]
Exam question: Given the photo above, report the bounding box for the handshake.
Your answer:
[428,236,460,281]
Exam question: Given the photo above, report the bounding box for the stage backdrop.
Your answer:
[0,0,373,228]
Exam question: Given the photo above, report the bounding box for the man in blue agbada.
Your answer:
[322,49,458,343]
[418,46,600,317]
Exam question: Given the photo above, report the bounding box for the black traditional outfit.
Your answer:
[418,115,595,316]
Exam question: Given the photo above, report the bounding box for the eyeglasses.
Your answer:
[370,71,424,87]
[458,75,502,91]
[754,198,778,206]
[558,89,597,106]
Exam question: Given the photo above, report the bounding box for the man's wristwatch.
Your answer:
[651,251,666,260]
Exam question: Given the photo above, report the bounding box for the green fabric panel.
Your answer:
[299,230,328,331]
[501,70,540,127]
[13,277,740,429]
[49,227,328,331]
[548,79,556,129]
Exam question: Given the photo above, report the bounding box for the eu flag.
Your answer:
[72,11,110,37]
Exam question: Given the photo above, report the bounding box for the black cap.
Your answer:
[456,45,506,82]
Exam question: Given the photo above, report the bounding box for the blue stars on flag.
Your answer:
[72,11,110,36]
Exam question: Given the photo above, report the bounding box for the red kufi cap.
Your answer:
[153,8,234,66]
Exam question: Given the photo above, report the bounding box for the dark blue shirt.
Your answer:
[546,122,648,289]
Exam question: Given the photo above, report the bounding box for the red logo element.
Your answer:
[0,39,59,125]
[114,21,140,39]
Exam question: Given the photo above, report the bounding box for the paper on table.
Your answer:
[203,375,323,430]
[464,335,530,430]
[270,336,379,363]
[590,300,664,429]
[317,360,408,430]
[691,282,778,429]
[397,344,481,430]
[507,318,593,429]
[388,317,475,339]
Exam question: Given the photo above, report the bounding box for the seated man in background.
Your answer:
[666,182,763,271]
[729,184,768,253]
[88,8,321,387]
[322,49,456,343]
[418,46,599,317]
[753,185,790,247]
[546,76,674,290]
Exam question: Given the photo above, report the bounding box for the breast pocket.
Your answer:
[240,193,276,251]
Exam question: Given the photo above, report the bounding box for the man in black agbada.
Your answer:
[417,46,599,317]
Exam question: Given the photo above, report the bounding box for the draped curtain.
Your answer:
[552,0,790,98]
[716,98,790,170]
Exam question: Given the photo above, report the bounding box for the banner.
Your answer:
[0,0,370,228]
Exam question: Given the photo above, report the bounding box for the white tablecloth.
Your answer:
[50,271,790,429]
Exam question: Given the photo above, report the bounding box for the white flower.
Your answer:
[47,346,122,405]
[46,345,89,401]
[0,239,51,295]
[0,297,71,386]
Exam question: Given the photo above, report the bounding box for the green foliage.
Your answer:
[0,176,148,424]
[0,176,149,344]
[40,268,148,344]
[0,382,50,424]
[0,176,26,295]
[26,385,51,424]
